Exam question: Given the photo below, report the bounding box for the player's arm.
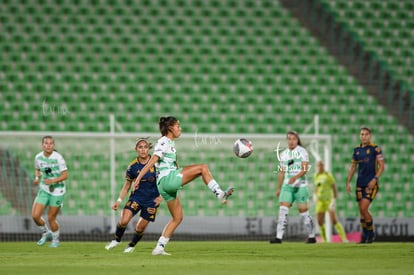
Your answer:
[313,179,318,203]
[133,155,159,190]
[112,179,132,210]
[33,168,41,185]
[288,161,309,184]
[44,170,68,185]
[276,169,285,198]
[329,181,338,210]
[375,158,385,179]
[346,161,357,194]
[368,154,385,190]
[154,195,163,207]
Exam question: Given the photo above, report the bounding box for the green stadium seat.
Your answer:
[0,0,412,218]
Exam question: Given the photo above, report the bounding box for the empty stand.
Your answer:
[0,0,412,218]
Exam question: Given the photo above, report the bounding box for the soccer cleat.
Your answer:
[152,247,171,256]
[359,232,368,244]
[219,187,234,204]
[105,240,120,250]
[124,246,135,253]
[49,240,60,248]
[269,238,282,244]
[366,232,376,244]
[37,231,52,246]
[306,237,316,244]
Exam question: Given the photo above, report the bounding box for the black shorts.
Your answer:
[123,198,158,222]
[356,184,378,202]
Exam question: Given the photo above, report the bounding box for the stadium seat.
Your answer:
[0,0,412,218]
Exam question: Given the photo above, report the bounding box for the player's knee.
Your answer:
[135,228,145,234]
[32,214,41,223]
[200,164,209,174]
[119,221,129,227]
[172,214,183,225]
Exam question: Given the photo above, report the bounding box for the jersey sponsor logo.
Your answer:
[44,167,53,175]
[147,207,156,215]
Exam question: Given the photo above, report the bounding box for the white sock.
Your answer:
[276,206,289,239]
[300,211,315,238]
[51,230,60,241]
[38,225,49,234]
[156,236,170,249]
[207,180,224,198]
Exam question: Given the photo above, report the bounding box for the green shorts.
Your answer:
[34,189,65,207]
[315,200,330,213]
[157,168,183,202]
[279,184,309,205]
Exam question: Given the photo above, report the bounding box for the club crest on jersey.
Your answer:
[366,149,370,155]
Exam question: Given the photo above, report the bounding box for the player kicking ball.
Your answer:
[133,116,233,255]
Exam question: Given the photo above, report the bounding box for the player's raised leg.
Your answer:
[181,164,233,203]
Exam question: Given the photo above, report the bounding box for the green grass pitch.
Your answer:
[1,241,413,275]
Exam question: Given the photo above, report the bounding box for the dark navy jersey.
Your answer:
[125,157,159,207]
[352,143,384,187]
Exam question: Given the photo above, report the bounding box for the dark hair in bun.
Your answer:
[159,116,178,136]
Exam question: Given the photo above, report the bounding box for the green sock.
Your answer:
[319,225,326,242]
[334,223,347,242]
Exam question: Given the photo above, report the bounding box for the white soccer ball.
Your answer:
[233,138,253,158]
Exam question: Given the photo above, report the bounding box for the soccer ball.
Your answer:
[233,138,253,158]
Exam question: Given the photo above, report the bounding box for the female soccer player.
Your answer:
[32,136,68,247]
[314,161,347,242]
[270,131,316,244]
[133,116,233,255]
[346,127,384,243]
[105,138,162,253]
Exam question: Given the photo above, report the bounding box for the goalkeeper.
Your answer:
[313,161,348,242]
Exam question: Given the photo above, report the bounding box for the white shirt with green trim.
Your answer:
[34,151,67,196]
[153,136,178,181]
[279,145,309,188]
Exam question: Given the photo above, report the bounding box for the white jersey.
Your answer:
[34,151,67,196]
[153,136,178,181]
[279,145,309,187]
